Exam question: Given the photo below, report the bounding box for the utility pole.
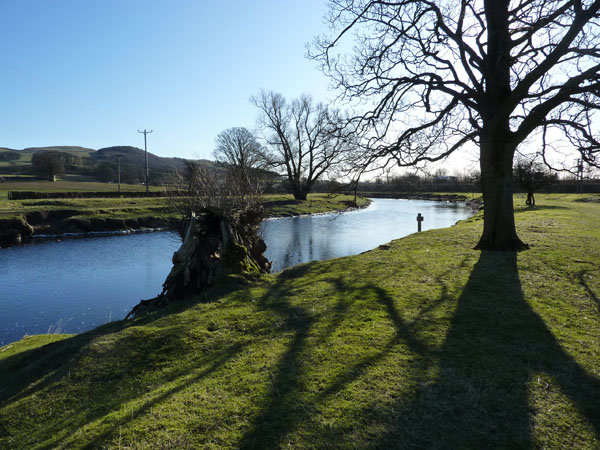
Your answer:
[114,154,123,193]
[138,129,153,195]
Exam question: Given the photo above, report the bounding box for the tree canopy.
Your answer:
[313,0,600,250]
[213,127,266,190]
[31,151,66,181]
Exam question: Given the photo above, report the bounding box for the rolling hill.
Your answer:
[0,145,216,183]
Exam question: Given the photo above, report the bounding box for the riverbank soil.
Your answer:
[1,193,598,449]
[0,194,369,247]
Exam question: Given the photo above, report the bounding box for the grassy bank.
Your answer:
[0,193,369,221]
[1,194,599,449]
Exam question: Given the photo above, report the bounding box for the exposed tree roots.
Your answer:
[126,207,270,319]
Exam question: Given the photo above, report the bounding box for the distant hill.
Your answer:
[0,146,95,166]
[0,145,216,184]
[92,146,189,175]
[24,146,95,155]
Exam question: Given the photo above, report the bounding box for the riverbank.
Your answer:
[0,194,370,247]
[359,191,484,210]
[1,193,598,449]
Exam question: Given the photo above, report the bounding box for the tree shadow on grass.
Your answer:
[238,258,467,449]
[578,270,600,311]
[240,252,600,449]
[372,251,600,449]
[514,205,569,213]
[238,264,319,449]
[0,279,252,448]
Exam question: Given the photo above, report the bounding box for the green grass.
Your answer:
[0,192,369,222]
[263,194,370,216]
[0,174,35,179]
[0,179,159,195]
[1,194,599,449]
[0,196,171,222]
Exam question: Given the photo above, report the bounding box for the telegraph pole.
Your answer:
[138,129,153,195]
[114,154,123,193]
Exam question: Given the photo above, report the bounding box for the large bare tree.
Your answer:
[253,90,354,200]
[312,0,600,250]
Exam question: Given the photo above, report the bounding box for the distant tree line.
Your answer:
[3,146,187,185]
[0,152,21,162]
[335,166,599,196]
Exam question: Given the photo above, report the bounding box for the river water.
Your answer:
[0,199,472,345]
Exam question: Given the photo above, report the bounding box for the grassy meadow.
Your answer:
[0,179,159,197]
[0,193,598,449]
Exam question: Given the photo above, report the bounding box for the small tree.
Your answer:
[31,151,65,181]
[252,91,353,200]
[514,158,557,206]
[213,127,266,189]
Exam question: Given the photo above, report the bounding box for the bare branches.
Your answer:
[252,90,355,200]
[168,161,263,238]
[214,128,266,174]
[311,0,600,171]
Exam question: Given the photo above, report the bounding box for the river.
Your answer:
[0,198,472,345]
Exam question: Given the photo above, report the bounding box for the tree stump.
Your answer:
[126,207,270,318]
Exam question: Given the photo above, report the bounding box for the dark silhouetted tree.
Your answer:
[514,158,557,206]
[31,151,66,181]
[313,0,600,250]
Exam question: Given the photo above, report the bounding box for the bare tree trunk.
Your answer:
[475,138,528,251]
[292,185,309,201]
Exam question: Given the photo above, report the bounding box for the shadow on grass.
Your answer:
[371,251,600,449]
[238,264,317,449]
[241,253,600,449]
[0,278,251,448]
[239,259,462,449]
[264,199,302,208]
[578,270,600,311]
[4,252,599,448]
[515,205,569,213]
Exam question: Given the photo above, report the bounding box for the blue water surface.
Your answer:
[0,198,472,345]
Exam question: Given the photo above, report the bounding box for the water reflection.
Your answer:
[260,198,472,272]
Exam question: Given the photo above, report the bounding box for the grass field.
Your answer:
[0,179,159,196]
[0,189,369,223]
[0,193,598,449]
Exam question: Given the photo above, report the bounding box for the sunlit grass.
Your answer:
[0,193,368,222]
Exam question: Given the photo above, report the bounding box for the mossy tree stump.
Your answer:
[127,206,269,318]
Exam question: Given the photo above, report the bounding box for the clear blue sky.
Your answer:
[0,0,333,160]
